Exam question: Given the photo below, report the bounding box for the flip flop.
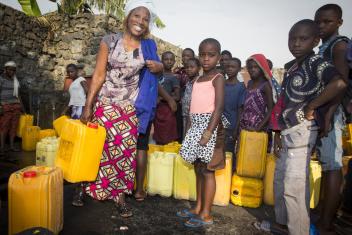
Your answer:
[184,216,213,228]
[176,209,197,218]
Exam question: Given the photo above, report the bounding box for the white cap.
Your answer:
[124,0,157,30]
[4,61,16,68]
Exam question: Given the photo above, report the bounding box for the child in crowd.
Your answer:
[153,51,180,144]
[174,48,195,142]
[314,4,350,234]
[177,38,225,227]
[223,57,246,158]
[267,59,282,103]
[182,58,200,137]
[217,50,232,75]
[239,54,273,132]
[64,64,88,120]
[65,63,88,207]
[0,61,23,154]
[254,19,346,235]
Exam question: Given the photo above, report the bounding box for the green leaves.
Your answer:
[18,0,42,16]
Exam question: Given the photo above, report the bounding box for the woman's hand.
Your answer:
[80,105,93,124]
[145,60,163,73]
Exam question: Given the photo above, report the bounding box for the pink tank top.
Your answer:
[190,73,221,114]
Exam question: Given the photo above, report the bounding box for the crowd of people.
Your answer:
[1,0,351,234]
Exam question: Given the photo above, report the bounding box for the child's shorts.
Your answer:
[137,122,152,151]
[316,107,344,171]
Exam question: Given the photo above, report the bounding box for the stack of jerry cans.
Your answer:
[213,152,233,206]
[16,114,33,138]
[36,137,59,167]
[147,145,177,197]
[8,166,63,234]
[231,130,268,208]
[55,120,106,183]
[22,126,41,151]
[231,173,264,208]
[173,155,196,201]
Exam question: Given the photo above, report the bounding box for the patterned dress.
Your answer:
[84,34,144,202]
[239,81,268,131]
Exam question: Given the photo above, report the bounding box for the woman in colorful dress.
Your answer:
[80,0,163,218]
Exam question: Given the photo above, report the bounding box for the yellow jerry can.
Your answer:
[53,115,69,136]
[147,151,175,197]
[148,144,163,155]
[22,126,40,151]
[213,152,233,206]
[342,156,352,176]
[16,114,34,138]
[55,120,106,183]
[38,129,56,141]
[36,137,59,167]
[236,130,268,178]
[309,160,322,209]
[231,173,263,208]
[173,155,196,201]
[8,166,63,235]
[263,154,276,206]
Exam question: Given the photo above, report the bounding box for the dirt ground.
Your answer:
[0,149,275,235]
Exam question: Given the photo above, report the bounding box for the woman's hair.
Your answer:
[123,8,151,39]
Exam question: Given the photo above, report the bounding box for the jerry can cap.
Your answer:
[87,122,98,129]
[23,171,37,178]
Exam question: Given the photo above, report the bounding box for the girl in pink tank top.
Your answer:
[178,38,226,228]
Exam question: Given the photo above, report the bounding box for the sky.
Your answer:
[1,0,352,68]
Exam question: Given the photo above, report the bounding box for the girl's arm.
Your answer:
[80,41,108,123]
[158,85,177,112]
[256,82,274,131]
[80,80,89,95]
[199,75,225,146]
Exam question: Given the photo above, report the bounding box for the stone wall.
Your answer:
[0,3,182,128]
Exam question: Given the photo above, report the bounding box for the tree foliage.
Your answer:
[17,0,165,28]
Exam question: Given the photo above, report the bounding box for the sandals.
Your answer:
[176,209,197,218]
[111,203,133,218]
[184,216,213,228]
